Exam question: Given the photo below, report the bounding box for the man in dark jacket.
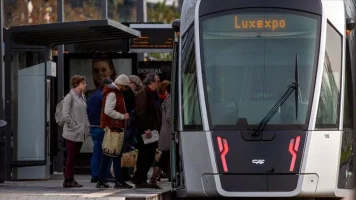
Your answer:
[133,73,162,189]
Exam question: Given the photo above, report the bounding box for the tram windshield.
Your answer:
[200,9,320,129]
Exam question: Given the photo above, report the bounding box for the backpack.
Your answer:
[55,92,74,127]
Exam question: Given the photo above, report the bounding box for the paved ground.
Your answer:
[0,175,172,200]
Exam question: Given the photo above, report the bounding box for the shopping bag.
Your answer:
[121,149,138,168]
[155,149,162,162]
[102,128,124,157]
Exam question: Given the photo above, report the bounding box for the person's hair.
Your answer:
[143,73,158,86]
[92,58,117,88]
[158,80,171,94]
[100,78,113,88]
[129,75,143,87]
[71,75,86,88]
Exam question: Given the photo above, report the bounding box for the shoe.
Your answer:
[135,181,150,188]
[149,179,162,189]
[114,181,133,189]
[96,182,110,188]
[64,180,83,188]
[135,180,162,189]
[63,179,69,188]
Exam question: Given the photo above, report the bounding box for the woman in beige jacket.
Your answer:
[62,75,90,188]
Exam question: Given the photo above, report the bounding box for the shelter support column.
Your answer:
[55,0,65,173]
[137,0,146,62]
[0,0,6,182]
[101,0,108,19]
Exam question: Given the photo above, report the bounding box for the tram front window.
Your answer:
[200,10,320,129]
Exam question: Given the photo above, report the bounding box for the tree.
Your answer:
[4,0,102,28]
[147,0,180,24]
[64,0,101,22]
[4,0,57,27]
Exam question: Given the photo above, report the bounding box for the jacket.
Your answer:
[62,90,90,142]
[123,88,136,113]
[100,83,127,129]
[135,86,162,133]
[158,95,172,151]
[87,87,103,127]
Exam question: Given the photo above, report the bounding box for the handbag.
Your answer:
[102,128,124,157]
[121,149,138,168]
[155,149,162,162]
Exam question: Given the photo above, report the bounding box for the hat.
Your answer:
[129,75,143,87]
[115,74,130,86]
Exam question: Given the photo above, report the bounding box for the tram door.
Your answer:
[5,47,56,180]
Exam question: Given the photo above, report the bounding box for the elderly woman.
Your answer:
[128,75,144,95]
[151,80,171,183]
[62,75,90,188]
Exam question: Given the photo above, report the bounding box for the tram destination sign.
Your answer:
[129,24,174,53]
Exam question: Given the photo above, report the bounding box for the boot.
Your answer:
[151,167,161,180]
[149,167,162,189]
[149,177,162,189]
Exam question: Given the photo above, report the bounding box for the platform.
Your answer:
[0,175,172,200]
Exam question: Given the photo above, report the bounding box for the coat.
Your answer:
[62,89,90,142]
[158,95,171,151]
[135,86,162,133]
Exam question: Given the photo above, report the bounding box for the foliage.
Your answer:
[147,0,180,24]
[147,0,180,61]
[4,0,102,27]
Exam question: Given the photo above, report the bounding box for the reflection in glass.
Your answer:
[181,27,202,129]
[316,23,342,128]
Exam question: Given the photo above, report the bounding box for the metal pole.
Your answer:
[55,0,65,173]
[137,0,147,23]
[136,0,146,62]
[101,0,108,19]
[0,0,6,182]
[0,0,4,119]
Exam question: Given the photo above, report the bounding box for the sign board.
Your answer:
[137,61,172,81]
[129,24,174,53]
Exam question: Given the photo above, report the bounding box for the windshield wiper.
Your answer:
[252,54,299,137]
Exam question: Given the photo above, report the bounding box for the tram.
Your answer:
[170,0,356,198]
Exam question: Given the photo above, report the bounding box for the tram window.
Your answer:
[315,23,342,129]
[181,27,203,130]
[199,10,320,128]
[343,42,354,129]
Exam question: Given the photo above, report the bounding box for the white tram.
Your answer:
[170,0,356,198]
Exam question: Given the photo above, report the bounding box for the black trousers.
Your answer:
[157,150,170,169]
[133,142,157,184]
